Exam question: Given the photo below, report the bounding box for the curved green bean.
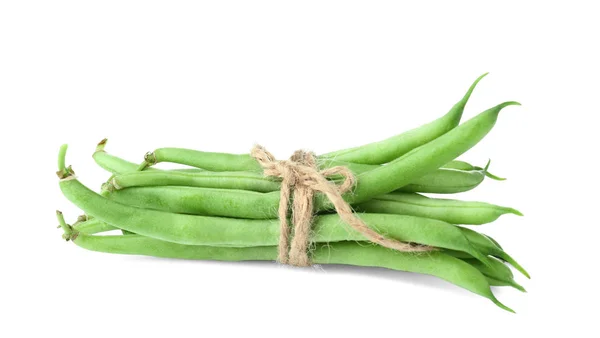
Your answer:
[106,164,491,195]
[61,227,512,311]
[94,144,488,183]
[356,192,522,225]
[143,147,377,173]
[321,73,489,164]
[93,140,159,174]
[336,101,520,207]
[96,142,496,195]
[398,167,486,193]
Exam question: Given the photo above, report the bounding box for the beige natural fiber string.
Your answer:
[251,145,432,267]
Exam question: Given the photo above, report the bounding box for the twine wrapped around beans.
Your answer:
[250,145,432,267]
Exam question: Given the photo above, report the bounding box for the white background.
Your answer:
[1,1,598,337]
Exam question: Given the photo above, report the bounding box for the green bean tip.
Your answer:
[56,210,78,241]
[501,101,521,108]
[512,281,527,293]
[493,299,515,313]
[508,208,524,217]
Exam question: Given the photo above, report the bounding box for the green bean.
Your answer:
[106,186,521,226]
[107,186,280,219]
[145,148,262,172]
[335,101,520,207]
[356,192,522,225]
[61,226,512,311]
[58,152,491,264]
[73,217,523,295]
[95,144,493,185]
[107,170,281,193]
[138,74,487,170]
[142,146,377,174]
[321,73,489,164]
[106,165,488,195]
[96,142,495,195]
[398,167,486,193]
[459,226,530,279]
[461,258,526,292]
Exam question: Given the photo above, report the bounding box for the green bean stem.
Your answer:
[357,192,522,225]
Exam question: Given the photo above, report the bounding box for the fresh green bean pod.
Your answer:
[107,186,280,219]
[60,227,512,312]
[143,146,377,173]
[146,148,263,172]
[106,186,520,226]
[106,166,488,195]
[135,74,487,170]
[96,143,495,195]
[320,73,488,164]
[398,167,486,193]
[93,140,158,174]
[356,192,522,225]
[73,217,522,295]
[334,101,520,207]
[94,145,490,183]
[107,170,281,193]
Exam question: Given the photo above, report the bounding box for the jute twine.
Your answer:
[251,145,432,267]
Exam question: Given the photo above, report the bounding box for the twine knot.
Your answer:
[251,145,431,267]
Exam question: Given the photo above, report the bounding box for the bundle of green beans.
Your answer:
[55,73,528,312]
